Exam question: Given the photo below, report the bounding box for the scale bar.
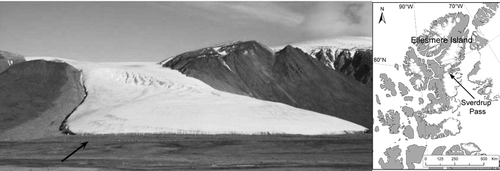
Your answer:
[422,155,499,168]
[425,162,485,167]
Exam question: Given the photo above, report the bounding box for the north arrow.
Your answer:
[379,12,386,24]
[449,73,474,99]
[61,141,88,162]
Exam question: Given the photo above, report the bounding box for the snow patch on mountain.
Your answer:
[273,36,371,52]
[221,59,233,73]
[272,36,372,71]
[158,57,174,66]
[272,36,371,57]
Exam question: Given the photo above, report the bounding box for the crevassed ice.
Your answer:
[58,60,368,135]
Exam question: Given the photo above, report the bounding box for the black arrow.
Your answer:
[450,74,474,99]
[61,141,88,162]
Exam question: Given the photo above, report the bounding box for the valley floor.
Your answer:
[0,134,372,170]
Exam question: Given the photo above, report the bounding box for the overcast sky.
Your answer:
[0,2,371,62]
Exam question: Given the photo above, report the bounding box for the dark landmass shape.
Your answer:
[379,73,397,96]
[429,146,447,169]
[378,145,404,169]
[377,110,401,134]
[402,125,414,139]
[398,82,410,96]
[446,145,465,155]
[405,144,426,169]
[415,114,462,139]
[472,3,499,28]
[376,94,381,105]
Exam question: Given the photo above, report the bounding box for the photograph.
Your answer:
[0,1,373,170]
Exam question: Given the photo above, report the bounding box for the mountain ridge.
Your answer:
[161,39,373,130]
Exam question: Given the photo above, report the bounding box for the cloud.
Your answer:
[187,2,305,27]
[147,2,371,38]
[304,2,372,37]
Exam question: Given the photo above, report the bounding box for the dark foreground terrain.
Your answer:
[0,134,372,170]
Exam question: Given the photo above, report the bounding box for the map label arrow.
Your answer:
[450,73,475,99]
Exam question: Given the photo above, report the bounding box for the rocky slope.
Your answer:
[276,37,373,85]
[0,60,86,140]
[161,40,372,130]
[0,50,26,73]
[309,48,373,85]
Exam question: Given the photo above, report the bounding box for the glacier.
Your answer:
[26,57,368,135]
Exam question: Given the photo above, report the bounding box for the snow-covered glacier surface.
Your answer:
[27,57,367,135]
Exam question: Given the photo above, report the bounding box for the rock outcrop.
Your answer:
[309,48,372,85]
[0,50,26,73]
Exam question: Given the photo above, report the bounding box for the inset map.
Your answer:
[374,2,500,170]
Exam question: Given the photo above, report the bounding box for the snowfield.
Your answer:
[27,57,367,135]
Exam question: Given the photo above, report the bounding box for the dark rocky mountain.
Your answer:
[0,60,86,140]
[308,48,372,85]
[335,49,372,85]
[0,50,26,73]
[161,41,372,130]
